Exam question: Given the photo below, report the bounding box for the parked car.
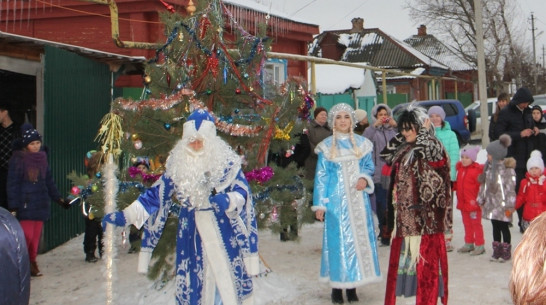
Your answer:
[392,99,471,145]
[464,98,498,133]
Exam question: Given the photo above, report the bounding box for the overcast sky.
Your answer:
[261,0,546,64]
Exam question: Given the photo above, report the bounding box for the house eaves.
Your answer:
[0,31,146,74]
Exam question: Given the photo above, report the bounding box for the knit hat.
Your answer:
[486,134,511,160]
[532,105,543,113]
[527,150,544,172]
[314,107,327,120]
[511,87,534,105]
[354,109,367,123]
[427,105,446,121]
[21,123,42,146]
[460,145,480,162]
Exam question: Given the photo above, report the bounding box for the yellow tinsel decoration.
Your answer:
[274,121,294,141]
[95,113,124,159]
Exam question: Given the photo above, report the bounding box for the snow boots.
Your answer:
[499,243,512,262]
[457,243,474,253]
[470,245,485,256]
[490,241,501,261]
[490,241,511,262]
[346,288,359,303]
[331,288,343,304]
[85,253,99,263]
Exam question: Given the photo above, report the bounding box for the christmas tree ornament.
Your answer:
[206,89,212,95]
[235,88,241,94]
[131,133,140,141]
[243,72,249,79]
[95,172,102,178]
[164,123,172,130]
[186,0,196,15]
[177,32,184,41]
[270,206,278,222]
[134,140,143,150]
[91,184,99,192]
[71,186,81,196]
[143,74,152,84]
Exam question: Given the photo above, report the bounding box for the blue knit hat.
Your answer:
[21,123,42,146]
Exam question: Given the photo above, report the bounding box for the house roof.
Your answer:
[404,34,475,71]
[0,31,146,74]
[310,28,448,71]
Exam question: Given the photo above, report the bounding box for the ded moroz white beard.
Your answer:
[165,135,241,208]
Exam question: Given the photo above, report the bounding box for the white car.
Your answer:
[465,98,498,134]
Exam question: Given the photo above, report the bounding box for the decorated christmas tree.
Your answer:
[69,0,315,283]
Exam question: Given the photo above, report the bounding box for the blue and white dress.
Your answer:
[312,133,382,288]
[124,165,258,305]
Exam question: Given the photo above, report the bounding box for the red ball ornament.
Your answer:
[71,186,81,196]
[235,88,242,94]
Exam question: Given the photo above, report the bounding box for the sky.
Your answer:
[250,0,546,64]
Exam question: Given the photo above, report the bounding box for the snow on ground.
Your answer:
[29,202,519,305]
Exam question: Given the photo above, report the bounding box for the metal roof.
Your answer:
[0,31,146,74]
[310,28,448,71]
[404,34,475,71]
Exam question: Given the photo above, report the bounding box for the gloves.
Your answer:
[57,198,71,210]
[102,211,127,229]
[209,194,230,212]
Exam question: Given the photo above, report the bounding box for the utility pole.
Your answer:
[474,0,489,146]
[532,13,537,90]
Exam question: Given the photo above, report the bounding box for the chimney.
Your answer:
[350,18,364,33]
[417,24,427,36]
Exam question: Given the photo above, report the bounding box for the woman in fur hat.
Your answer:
[380,105,451,305]
[477,134,517,262]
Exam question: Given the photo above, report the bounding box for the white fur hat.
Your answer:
[527,150,545,172]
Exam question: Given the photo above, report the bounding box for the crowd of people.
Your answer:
[4,87,546,305]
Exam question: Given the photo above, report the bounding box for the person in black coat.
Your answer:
[494,87,536,232]
[488,92,510,142]
[0,100,20,211]
[0,207,30,305]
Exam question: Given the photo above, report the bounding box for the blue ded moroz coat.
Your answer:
[312,133,382,287]
[129,166,258,305]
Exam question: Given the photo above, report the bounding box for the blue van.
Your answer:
[392,99,471,145]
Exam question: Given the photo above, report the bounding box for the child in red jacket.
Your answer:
[515,150,546,233]
[454,145,485,255]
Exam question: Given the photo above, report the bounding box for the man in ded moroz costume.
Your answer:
[102,108,259,305]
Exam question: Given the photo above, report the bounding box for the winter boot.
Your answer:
[457,243,474,253]
[346,288,359,303]
[470,245,485,256]
[85,253,98,263]
[499,243,512,262]
[331,288,344,304]
[490,241,501,262]
[30,261,43,277]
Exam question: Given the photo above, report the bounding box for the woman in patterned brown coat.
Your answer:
[380,105,451,305]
